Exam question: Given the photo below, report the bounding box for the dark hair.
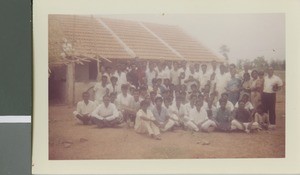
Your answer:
[258,71,264,76]
[103,94,110,100]
[190,94,197,99]
[251,70,258,76]
[238,99,245,105]
[221,92,228,97]
[139,86,147,91]
[140,100,149,107]
[229,63,236,68]
[155,96,163,102]
[109,92,117,97]
[243,72,250,78]
[110,76,118,81]
[121,84,128,90]
[219,98,227,104]
[195,99,203,105]
[82,92,90,96]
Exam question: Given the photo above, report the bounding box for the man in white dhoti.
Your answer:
[187,99,217,132]
[134,100,161,140]
[168,97,186,127]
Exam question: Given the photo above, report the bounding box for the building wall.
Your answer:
[74,81,97,104]
[49,65,67,104]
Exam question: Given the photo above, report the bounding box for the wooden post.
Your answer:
[66,62,75,106]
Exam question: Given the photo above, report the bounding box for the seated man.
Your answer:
[73,92,96,125]
[231,100,260,133]
[134,100,161,140]
[215,99,233,132]
[234,93,254,112]
[91,95,123,128]
[184,94,197,117]
[187,99,217,132]
[254,104,270,130]
[216,92,235,112]
[151,96,176,132]
[168,96,186,127]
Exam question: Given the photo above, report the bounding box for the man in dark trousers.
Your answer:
[261,66,283,128]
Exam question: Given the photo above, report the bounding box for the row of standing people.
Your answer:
[93,61,283,126]
[73,65,282,140]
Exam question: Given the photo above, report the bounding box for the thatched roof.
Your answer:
[49,15,224,64]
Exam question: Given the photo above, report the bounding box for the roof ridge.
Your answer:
[139,22,185,60]
[96,18,136,58]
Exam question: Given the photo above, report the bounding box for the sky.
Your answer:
[100,13,285,64]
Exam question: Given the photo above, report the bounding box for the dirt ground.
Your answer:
[49,91,285,160]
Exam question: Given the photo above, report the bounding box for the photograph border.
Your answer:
[33,0,300,174]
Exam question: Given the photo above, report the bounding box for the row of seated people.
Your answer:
[73,84,271,140]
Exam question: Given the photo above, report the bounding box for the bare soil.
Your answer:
[49,93,285,160]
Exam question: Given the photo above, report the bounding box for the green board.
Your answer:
[0,0,32,115]
[0,0,32,175]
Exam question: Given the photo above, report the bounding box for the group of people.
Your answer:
[73,60,283,140]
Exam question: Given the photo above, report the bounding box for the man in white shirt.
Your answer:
[209,60,220,76]
[215,64,229,100]
[187,99,217,132]
[145,62,157,87]
[151,96,176,132]
[238,63,252,80]
[168,97,186,127]
[135,100,161,140]
[73,92,97,125]
[115,84,134,126]
[184,94,197,115]
[93,75,109,104]
[91,95,123,128]
[261,66,283,126]
[157,62,168,80]
[126,89,142,127]
[170,61,181,86]
[113,64,128,87]
[234,93,254,112]
[184,65,200,93]
[107,76,121,95]
[216,93,235,112]
[199,64,210,91]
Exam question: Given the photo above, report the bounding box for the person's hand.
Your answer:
[272,84,279,91]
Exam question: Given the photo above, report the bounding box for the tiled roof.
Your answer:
[142,22,223,62]
[48,15,132,63]
[49,15,223,63]
[100,18,181,60]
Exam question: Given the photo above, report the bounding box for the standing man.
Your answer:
[225,64,241,105]
[126,63,139,88]
[261,66,283,127]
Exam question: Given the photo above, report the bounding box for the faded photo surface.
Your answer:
[48,14,285,160]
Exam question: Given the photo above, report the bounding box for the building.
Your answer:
[48,15,224,105]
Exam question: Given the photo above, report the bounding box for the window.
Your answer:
[75,60,98,82]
